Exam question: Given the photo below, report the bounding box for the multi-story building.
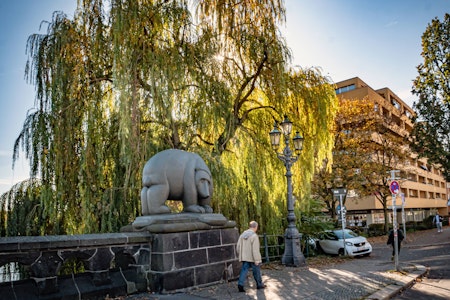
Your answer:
[335,77,448,226]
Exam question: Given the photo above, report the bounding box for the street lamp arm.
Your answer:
[276,153,299,167]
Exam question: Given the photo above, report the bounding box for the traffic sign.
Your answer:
[389,180,400,195]
[337,205,346,210]
[332,188,347,197]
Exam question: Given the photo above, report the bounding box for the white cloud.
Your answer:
[0,176,30,194]
[0,150,12,157]
[385,20,399,28]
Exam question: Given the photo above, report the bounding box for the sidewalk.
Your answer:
[182,259,426,300]
[124,227,449,300]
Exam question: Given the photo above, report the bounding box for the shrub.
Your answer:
[367,223,386,236]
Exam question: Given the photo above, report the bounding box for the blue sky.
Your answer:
[0,0,448,194]
[0,1,77,194]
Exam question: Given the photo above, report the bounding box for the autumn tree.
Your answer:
[312,99,378,218]
[312,98,409,232]
[310,158,335,217]
[361,116,409,232]
[4,0,338,236]
[411,13,450,181]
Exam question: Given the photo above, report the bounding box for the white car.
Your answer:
[317,229,372,257]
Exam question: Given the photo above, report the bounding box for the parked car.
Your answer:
[316,229,372,257]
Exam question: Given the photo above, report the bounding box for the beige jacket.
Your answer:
[236,229,262,264]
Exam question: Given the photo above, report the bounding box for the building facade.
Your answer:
[335,77,448,226]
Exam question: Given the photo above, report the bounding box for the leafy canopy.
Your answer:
[312,97,408,232]
[411,13,450,181]
[3,0,338,236]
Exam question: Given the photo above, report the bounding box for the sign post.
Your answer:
[332,188,348,255]
[389,171,401,271]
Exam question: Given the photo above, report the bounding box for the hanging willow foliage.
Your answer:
[0,179,43,236]
[3,0,338,236]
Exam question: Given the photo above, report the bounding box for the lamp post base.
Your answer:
[281,226,306,267]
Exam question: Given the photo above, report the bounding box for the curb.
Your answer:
[372,241,450,251]
[366,264,427,300]
[403,241,450,249]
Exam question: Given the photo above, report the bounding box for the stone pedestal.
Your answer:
[147,228,240,293]
[129,213,236,233]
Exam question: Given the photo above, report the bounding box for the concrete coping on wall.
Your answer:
[0,231,153,252]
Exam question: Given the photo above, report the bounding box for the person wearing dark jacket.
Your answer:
[236,221,265,292]
[387,227,404,260]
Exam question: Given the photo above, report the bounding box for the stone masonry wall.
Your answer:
[0,228,240,299]
[148,228,240,293]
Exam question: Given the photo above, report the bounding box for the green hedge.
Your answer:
[366,217,446,236]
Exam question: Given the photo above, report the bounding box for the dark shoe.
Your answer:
[257,284,266,289]
[238,285,245,292]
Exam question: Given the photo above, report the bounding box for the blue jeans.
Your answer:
[238,261,263,287]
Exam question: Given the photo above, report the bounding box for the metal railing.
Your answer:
[259,233,318,263]
[260,233,285,263]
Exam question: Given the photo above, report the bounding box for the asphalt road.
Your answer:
[390,231,450,299]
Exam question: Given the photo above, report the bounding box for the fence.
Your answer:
[260,233,284,263]
[259,233,317,263]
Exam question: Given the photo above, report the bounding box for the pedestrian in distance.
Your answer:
[236,221,265,292]
[387,226,404,260]
[433,213,443,233]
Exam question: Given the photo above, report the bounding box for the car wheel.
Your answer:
[338,248,345,256]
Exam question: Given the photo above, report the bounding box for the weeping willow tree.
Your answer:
[0,179,43,236]
[4,0,337,236]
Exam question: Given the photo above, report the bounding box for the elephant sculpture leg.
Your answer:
[141,184,171,215]
[183,204,206,213]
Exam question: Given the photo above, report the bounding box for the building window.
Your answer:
[391,98,401,110]
[420,165,428,171]
[405,110,412,118]
[335,84,355,94]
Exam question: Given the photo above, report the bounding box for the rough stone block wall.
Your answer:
[147,227,240,293]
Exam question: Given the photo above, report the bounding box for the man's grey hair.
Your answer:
[249,221,258,228]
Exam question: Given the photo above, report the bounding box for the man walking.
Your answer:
[434,213,443,233]
[236,221,265,292]
[387,226,404,260]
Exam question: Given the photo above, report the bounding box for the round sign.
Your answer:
[389,180,400,194]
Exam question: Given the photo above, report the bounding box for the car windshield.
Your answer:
[334,229,358,239]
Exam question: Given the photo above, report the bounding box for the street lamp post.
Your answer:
[269,116,306,267]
